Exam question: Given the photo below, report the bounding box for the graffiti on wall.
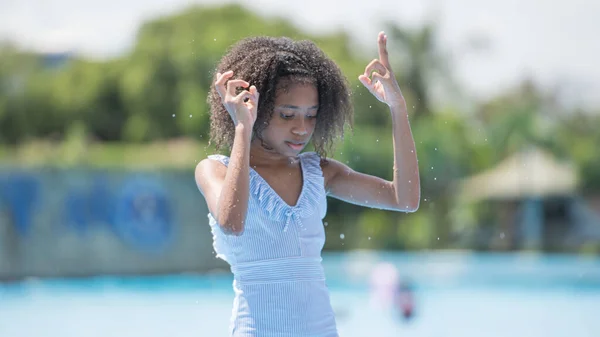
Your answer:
[112,176,173,252]
[0,172,174,253]
[0,173,40,236]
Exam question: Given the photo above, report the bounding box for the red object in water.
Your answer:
[395,284,415,321]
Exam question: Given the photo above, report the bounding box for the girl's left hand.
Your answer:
[359,31,406,108]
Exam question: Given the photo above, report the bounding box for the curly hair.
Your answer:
[208,36,353,159]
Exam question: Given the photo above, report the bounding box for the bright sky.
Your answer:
[1,0,598,109]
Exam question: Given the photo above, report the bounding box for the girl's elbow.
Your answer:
[393,191,420,213]
[394,199,419,213]
[219,220,245,236]
[223,225,245,236]
[216,212,246,236]
[406,188,421,212]
[405,201,420,213]
[407,193,421,212]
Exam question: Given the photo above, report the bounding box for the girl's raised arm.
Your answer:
[323,31,420,212]
[195,71,259,235]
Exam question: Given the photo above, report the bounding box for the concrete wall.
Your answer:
[0,168,228,280]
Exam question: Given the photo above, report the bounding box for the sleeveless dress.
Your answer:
[206,151,338,337]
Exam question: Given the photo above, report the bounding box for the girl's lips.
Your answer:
[286,141,305,150]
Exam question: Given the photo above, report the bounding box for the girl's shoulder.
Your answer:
[195,154,230,182]
[206,154,230,166]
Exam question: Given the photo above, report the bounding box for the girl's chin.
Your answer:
[255,140,305,156]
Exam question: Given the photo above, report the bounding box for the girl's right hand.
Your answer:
[214,70,259,128]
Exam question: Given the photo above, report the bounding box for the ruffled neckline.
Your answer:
[209,152,324,232]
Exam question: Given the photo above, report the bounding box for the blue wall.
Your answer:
[0,168,226,280]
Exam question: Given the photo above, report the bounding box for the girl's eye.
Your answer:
[307,115,317,119]
[280,113,294,119]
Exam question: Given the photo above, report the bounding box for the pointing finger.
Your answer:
[377,31,391,70]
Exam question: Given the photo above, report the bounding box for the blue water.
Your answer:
[1,252,599,337]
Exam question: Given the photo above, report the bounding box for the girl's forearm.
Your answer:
[390,104,420,211]
[216,124,253,235]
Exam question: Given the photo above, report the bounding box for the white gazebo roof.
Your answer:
[458,147,579,201]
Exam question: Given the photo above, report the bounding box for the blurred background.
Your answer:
[1,1,600,336]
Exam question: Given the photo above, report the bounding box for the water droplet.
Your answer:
[376,139,379,142]
[340,233,345,239]
[500,232,505,239]
[485,138,488,141]
[431,166,434,170]
[214,38,217,41]
[189,115,193,118]
[434,177,437,180]
[369,105,372,108]
[437,237,440,240]
[172,114,176,117]
[434,148,437,151]
[424,198,428,202]
[324,222,328,227]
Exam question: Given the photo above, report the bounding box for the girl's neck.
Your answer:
[249,140,298,168]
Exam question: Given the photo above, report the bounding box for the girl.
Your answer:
[195,31,420,337]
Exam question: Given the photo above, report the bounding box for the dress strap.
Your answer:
[207,154,230,166]
[299,151,324,177]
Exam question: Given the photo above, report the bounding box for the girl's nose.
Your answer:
[292,120,308,136]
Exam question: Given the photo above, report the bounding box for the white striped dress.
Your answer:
[207,151,338,337]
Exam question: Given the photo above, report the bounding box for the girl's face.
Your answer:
[258,81,319,157]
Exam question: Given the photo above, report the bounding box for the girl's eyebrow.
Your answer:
[277,104,319,109]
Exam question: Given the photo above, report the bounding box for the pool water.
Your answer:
[1,252,599,337]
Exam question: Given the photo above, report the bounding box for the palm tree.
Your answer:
[385,19,491,122]
[385,21,450,121]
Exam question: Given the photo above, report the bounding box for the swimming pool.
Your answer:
[1,251,599,337]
